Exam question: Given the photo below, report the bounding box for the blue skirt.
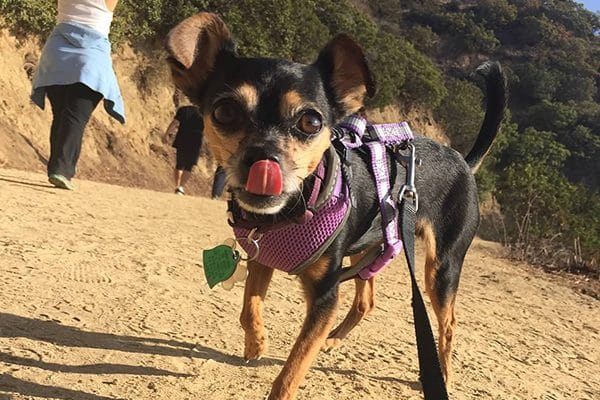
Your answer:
[31,22,125,124]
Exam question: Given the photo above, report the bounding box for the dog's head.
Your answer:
[166,13,375,214]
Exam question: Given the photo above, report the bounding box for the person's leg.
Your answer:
[179,170,192,188]
[45,85,68,177]
[174,168,185,187]
[174,148,192,194]
[174,146,198,194]
[49,83,102,180]
[211,166,226,199]
[174,170,190,195]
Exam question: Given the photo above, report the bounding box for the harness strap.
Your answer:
[337,115,414,147]
[339,245,379,282]
[357,141,403,280]
[336,115,413,281]
[400,198,449,400]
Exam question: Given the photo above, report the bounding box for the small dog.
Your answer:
[166,13,506,400]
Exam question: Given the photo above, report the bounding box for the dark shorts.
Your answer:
[176,147,201,171]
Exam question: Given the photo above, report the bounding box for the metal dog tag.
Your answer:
[202,244,241,289]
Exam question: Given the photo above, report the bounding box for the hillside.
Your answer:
[1,168,599,400]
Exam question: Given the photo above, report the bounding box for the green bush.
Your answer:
[494,126,600,262]
[512,63,559,103]
[474,0,518,26]
[0,0,56,37]
[434,77,483,153]
[405,25,439,55]
[525,100,577,132]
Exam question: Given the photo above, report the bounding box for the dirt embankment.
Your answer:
[0,28,215,195]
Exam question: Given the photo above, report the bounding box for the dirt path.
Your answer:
[1,168,598,400]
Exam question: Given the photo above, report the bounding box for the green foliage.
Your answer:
[497,160,572,240]
[474,0,518,27]
[512,15,561,46]
[556,73,596,104]
[525,100,577,132]
[315,0,378,48]
[541,0,600,38]
[110,0,164,43]
[410,11,500,53]
[512,63,559,102]
[496,129,571,244]
[368,33,407,107]
[405,25,439,55]
[368,34,446,108]
[495,126,600,262]
[222,0,324,61]
[562,125,600,189]
[476,115,517,198]
[501,127,570,168]
[434,78,483,154]
[0,0,56,37]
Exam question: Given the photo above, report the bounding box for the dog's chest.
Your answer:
[233,168,350,275]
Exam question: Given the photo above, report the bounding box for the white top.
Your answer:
[57,0,113,37]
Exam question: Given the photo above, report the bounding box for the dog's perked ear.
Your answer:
[315,34,376,117]
[165,13,236,101]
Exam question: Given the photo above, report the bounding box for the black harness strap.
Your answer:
[400,198,450,400]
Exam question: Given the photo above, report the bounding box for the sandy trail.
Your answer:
[0,168,598,400]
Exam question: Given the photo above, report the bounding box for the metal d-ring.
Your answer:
[238,228,263,262]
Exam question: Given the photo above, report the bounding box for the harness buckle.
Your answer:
[396,142,419,212]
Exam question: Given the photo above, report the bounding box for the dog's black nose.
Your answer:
[243,146,280,166]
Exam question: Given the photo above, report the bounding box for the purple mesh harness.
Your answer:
[229,115,414,278]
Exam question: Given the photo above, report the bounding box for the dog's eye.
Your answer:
[212,101,243,127]
[296,111,323,136]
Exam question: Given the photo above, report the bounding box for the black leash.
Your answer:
[400,198,449,399]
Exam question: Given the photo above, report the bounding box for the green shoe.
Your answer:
[48,174,74,190]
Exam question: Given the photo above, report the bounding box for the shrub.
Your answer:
[434,77,483,154]
[0,0,56,37]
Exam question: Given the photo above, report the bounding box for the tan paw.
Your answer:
[244,331,267,361]
[321,337,342,352]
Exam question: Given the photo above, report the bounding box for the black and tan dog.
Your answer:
[165,12,506,400]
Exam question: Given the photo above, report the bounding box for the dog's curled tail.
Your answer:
[464,61,508,173]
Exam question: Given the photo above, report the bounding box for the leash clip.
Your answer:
[397,142,419,212]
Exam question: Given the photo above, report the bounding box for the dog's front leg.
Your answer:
[269,256,339,400]
[240,260,274,361]
[324,276,375,351]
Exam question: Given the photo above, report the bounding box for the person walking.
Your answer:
[165,106,227,197]
[31,0,125,190]
[165,106,204,195]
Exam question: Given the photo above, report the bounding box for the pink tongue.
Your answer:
[246,160,283,196]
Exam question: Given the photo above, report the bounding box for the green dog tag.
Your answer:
[202,245,241,288]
